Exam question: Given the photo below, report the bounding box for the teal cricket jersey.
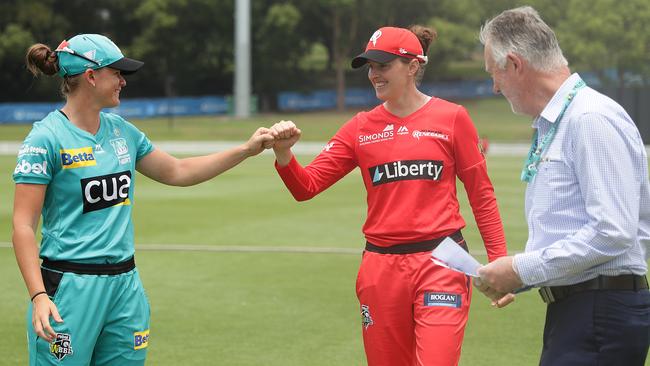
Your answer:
[13,110,153,264]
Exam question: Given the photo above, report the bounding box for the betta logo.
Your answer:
[61,147,96,169]
[369,160,444,186]
[80,171,131,213]
[134,330,150,350]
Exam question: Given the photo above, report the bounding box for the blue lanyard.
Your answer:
[521,79,586,183]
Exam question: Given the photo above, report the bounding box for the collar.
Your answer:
[539,73,582,124]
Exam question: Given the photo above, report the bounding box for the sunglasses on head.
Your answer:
[398,48,428,65]
[55,40,100,66]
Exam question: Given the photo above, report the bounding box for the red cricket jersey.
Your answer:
[276,98,507,261]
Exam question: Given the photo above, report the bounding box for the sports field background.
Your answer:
[1,98,647,365]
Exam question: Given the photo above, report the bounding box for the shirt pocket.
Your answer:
[535,155,579,204]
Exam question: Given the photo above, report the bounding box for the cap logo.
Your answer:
[83,50,96,62]
[370,30,382,46]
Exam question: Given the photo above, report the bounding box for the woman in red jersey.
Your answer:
[270,26,508,366]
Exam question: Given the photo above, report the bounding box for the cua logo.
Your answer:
[81,171,131,213]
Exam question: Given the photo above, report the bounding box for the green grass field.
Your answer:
[1,152,542,366]
[0,98,647,365]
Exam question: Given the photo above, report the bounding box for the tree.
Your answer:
[556,0,650,87]
[252,2,310,111]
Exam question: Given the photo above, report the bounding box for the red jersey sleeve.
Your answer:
[275,118,358,201]
[453,107,507,262]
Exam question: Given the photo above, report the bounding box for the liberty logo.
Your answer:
[370,30,382,46]
[370,160,444,186]
[361,305,374,329]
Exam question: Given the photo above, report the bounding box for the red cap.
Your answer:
[351,27,428,69]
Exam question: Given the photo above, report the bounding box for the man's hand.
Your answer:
[477,256,523,293]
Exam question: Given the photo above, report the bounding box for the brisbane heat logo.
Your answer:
[369,159,444,186]
[80,171,131,213]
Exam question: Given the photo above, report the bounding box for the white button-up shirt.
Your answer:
[514,73,650,287]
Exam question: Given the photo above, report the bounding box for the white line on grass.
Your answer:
[0,242,499,256]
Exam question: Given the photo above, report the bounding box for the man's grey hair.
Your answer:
[479,6,568,72]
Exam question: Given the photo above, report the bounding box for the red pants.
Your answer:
[356,250,472,366]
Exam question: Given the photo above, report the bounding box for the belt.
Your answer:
[365,231,466,254]
[539,274,649,304]
[42,256,136,275]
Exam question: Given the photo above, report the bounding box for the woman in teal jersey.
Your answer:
[12,34,274,365]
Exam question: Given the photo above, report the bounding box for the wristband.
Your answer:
[30,291,48,302]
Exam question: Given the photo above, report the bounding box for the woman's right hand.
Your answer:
[270,120,302,151]
[32,294,63,342]
[269,120,302,166]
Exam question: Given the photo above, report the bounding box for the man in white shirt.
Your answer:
[476,6,650,366]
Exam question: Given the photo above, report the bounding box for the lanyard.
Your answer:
[520,79,586,183]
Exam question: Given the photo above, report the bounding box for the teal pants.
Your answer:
[27,268,150,365]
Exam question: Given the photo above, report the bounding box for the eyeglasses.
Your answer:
[55,40,100,66]
[398,48,428,65]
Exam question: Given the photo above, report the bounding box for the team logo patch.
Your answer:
[50,333,73,361]
[323,142,335,152]
[369,159,444,186]
[369,30,382,46]
[80,170,132,213]
[360,305,374,329]
[424,292,461,308]
[110,138,131,165]
[134,329,150,350]
[61,147,96,169]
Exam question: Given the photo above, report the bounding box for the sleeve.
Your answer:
[12,126,56,185]
[515,112,642,285]
[453,106,507,262]
[275,118,358,201]
[122,118,154,161]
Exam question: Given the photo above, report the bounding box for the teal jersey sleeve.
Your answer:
[13,121,58,185]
